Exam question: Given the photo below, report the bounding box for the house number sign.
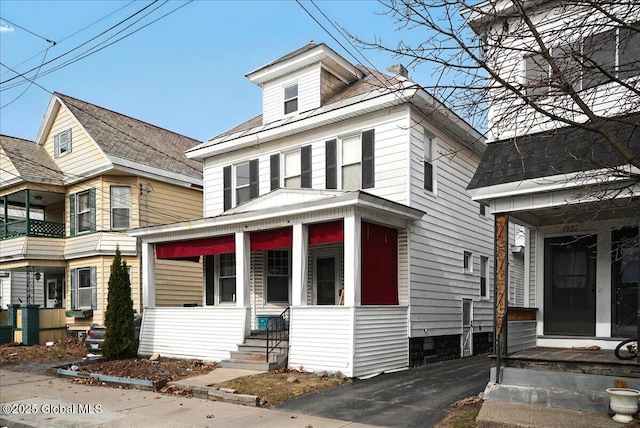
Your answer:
[562,224,580,233]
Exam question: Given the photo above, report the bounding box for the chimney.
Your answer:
[386,64,409,78]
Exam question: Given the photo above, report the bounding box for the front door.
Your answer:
[544,235,597,336]
[612,227,639,337]
[314,252,338,305]
[46,279,57,308]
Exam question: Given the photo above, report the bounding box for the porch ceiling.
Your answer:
[3,189,65,207]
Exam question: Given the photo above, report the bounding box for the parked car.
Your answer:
[86,315,142,352]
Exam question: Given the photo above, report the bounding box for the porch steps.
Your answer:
[483,366,640,413]
[219,331,289,371]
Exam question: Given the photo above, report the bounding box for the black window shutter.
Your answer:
[205,255,214,305]
[362,129,375,189]
[270,154,280,191]
[223,166,232,211]
[325,139,337,189]
[301,145,312,188]
[249,159,259,199]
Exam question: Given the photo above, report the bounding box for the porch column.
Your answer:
[494,213,509,375]
[343,213,361,306]
[141,242,156,308]
[291,223,308,306]
[235,231,250,308]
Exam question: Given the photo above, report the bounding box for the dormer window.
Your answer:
[284,83,298,114]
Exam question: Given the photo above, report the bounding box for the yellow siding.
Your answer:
[140,179,202,227]
[155,259,203,306]
[66,255,141,328]
[44,104,108,175]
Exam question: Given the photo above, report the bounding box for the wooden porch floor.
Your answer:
[502,347,640,378]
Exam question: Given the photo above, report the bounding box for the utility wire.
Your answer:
[0,0,161,86]
[0,17,56,45]
[0,1,136,78]
[0,47,51,109]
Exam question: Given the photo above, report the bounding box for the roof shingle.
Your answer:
[1,134,64,184]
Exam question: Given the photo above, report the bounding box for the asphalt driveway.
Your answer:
[276,354,491,427]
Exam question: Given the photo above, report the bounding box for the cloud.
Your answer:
[0,23,15,33]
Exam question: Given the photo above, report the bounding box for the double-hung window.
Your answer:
[284,84,298,114]
[341,135,361,191]
[281,146,312,188]
[464,251,473,273]
[284,150,302,188]
[71,189,96,235]
[423,130,434,192]
[219,253,236,303]
[266,250,289,303]
[54,129,72,158]
[110,186,131,230]
[71,267,96,310]
[223,160,259,211]
[480,256,489,299]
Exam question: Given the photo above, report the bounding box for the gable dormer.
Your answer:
[245,43,363,125]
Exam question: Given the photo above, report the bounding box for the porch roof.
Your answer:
[128,189,425,243]
[468,112,640,193]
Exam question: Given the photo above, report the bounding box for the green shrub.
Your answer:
[102,247,137,360]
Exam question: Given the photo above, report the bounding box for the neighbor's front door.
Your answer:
[544,235,597,336]
[314,251,339,305]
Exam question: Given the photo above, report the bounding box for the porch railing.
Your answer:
[2,219,65,240]
[266,307,290,362]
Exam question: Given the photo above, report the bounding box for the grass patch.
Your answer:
[434,397,483,428]
[213,369,351,407]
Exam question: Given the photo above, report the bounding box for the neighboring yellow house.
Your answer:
[0,93,203,333]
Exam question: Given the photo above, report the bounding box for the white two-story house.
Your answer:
[468,1,640,353]
[131,43,493,377]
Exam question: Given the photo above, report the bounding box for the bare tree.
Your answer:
[352,0,640,229]
[357,1,639,169]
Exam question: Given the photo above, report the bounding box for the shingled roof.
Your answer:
[211,66,403,141]
[468,113,640,190]
[55,93,203,181]
[1,134,64,185]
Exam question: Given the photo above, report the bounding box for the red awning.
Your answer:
[156,235,235,260]
[309,220,344,245]
[250,228,293,251]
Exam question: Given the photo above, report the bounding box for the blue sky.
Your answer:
[1,0,449,143]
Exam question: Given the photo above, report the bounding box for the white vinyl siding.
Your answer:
[408,114,494,337]
[138,307,247,362]
[201,107,410,217]
[262,64,321,124]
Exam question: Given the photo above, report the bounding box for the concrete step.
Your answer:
[219,354,287,371]
[476,399,621,428]
[229,351,283,363]
[242,337,289,347]
[236,344,288,353]
[485,367,640,413]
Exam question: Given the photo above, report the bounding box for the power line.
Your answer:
[0,1,136,78]
[0,47,52,109]
[0,0,163,87]
[0,17,56,45]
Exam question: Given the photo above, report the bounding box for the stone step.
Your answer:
[219,354,287,371]
[229,351,283,363]
[242,337,289,348]
[237,343,288,353]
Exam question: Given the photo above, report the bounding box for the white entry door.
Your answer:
[46,279,58,308]
[462,299,473,357]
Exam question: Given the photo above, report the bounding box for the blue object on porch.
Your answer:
[257,315,284,331]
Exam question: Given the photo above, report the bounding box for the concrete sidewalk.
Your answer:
[0,369,376,427]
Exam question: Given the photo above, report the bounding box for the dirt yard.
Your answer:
[1,339,488,426]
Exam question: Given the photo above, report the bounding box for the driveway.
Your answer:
[276,354,491,427]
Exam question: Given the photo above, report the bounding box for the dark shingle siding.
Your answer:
[468,113,640,190]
